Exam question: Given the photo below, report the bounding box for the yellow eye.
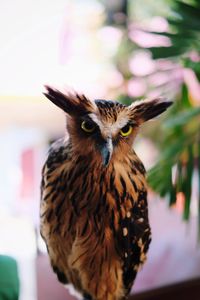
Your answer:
[81,120,96,133]
[120,124,132,137]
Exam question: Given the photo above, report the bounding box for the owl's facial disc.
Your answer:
[88,112,132,166]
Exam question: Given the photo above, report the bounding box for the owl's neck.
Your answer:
[66,139,145,176]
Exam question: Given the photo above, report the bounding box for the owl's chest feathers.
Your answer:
[64,153,146,213]
[42,151,147,239]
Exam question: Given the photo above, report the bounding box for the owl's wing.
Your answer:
[40,137,72,211]
[40,138,74,283]
[117,190,151,293]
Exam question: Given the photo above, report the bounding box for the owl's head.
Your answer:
[44,86,172,166]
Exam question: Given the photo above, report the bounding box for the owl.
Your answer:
[40,86,172,300]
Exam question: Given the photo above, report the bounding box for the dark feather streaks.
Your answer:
[52,265,68,284]
[41,136,151,299]
[120,175,127,201]
[120,189,151,293]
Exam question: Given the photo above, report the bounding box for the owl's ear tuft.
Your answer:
[43,85,95,115]
[128,98,173,124]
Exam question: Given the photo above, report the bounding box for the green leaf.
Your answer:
[175,1,200,28]
[181,84,192,108]
[149,31,195,40]
[183,58,200,75]
[161,136,186,161]
[148,162,173,196]
[175,160,184,192]
[117,94,135,105]
[169,184,177,206]
[183,145,194,220]
[163,107,200,129]
[168,19,200,32]
[149,46,186,59]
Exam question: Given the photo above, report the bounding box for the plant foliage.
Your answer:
[146,0,200,238]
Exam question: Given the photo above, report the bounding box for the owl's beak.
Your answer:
[100,137,113,167]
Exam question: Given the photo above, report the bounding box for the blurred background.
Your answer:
[0,0,200,299]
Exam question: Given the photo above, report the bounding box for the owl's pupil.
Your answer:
[85,121,94,130]
[122,124,130,133]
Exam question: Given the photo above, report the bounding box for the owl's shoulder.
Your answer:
[47,138,71,166]
[41,137,72,196]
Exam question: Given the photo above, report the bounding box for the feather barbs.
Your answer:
[128,97,173,124]
[44,85,96,115]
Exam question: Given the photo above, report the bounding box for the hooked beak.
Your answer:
[100,137,113,167]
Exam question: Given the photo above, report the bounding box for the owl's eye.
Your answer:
[81,120,96,133]
[120,124,132,137]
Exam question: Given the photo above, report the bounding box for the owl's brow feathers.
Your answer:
[89,99,132,134]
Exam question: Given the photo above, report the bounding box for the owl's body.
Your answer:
[40,87,172,300]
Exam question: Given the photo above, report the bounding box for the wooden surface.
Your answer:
[130,278,200,300]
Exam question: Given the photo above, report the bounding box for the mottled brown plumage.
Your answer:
[40,86,172,300]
